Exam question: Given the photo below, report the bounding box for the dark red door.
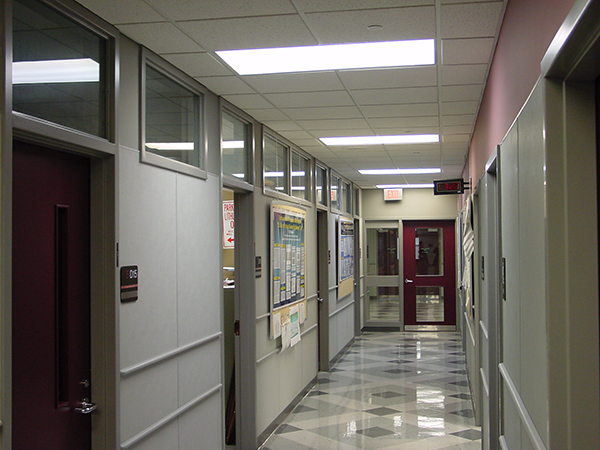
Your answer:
[403,220,456,327]
[12,141,92,449]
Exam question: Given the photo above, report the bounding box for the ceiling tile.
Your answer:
[442,125,473,135]
[304,6,436,44]
[223,94,274,110]
[243,108,291,122]
[264,91,354,108]
[309,129,374,138]
[361,103,439,118]
[177,16,317,51]
[295,0,432,13]
[441,2,504,39]
[441,101,479,115]
[194,76,256,95]
[442,84,483,102]
[118,22,205,53]
[162,53,234,77]
[441,64,488,85]
[442,38,495,65]
[296,118,370,131]
[77,0,165,24]
[145,0,296,21]
[282,106,363,120]
[339,66,437,90]
[244,72,345,94]
[368,116,440,129]
[351,86,438,106]
[266,121,304,132]
[442,114,476,126]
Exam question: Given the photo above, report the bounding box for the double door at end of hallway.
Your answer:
[365,220,456,330]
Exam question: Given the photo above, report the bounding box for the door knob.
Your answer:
[405,279,414,284]
[74,398,98,414]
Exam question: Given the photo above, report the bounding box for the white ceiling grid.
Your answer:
[76,0,506,188]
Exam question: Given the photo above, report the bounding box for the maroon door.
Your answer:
[403,220,456,327]
[12,141,92,449]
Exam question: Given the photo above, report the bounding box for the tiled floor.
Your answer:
[259,332,481,450]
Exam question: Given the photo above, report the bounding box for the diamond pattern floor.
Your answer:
[259,332,481,450]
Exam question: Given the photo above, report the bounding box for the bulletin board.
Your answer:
[338,217,354,299]
[270,202,307,346]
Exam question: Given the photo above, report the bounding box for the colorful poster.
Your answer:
[340,219,354,282]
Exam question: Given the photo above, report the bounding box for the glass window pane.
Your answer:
[331,175,340,210]
[13,0,107,137]
[316,165,327,206]
[367,286,399,322]
[222,111,249,181]
[264,135,287,192]
[145,65,200,168]
[342,181,351,213]
[416,287,444,322]
[291,151,308,201]
[415,228,443,276]
[366,228,399,276]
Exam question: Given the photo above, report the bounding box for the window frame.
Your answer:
[140,47,207,179]
[290,147,312,204]
[315,161,329,211]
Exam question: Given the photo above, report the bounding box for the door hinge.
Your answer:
[234,320,240,336]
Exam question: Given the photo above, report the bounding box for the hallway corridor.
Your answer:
[260,332,481,450]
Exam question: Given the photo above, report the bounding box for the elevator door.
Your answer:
[12,141,93,449]
[403,220,456,330]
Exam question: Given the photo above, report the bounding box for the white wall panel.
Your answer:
[178,393,223,450]
[176,173,222,344]
[177,340,221,407]
[120,361,179,443]
[256,352,281,435]
[516,86,548,443]
[119,147,179,369]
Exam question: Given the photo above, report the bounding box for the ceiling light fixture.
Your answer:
[13,58,100,84]
[320,134,439,146]
[359,168,441,175]
[377,184,435,189]
[216,39,435,75]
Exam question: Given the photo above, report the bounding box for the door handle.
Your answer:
[74,398,98,414]
[317,297,324,303]
[405,279,414,284]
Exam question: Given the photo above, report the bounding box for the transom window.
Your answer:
[291,150,309,201]
[13,0,108,137]
[263,135,288,193]
[222,110,250,182]
[141,50,206,178]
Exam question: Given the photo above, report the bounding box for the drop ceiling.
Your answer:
[76,0,507,188]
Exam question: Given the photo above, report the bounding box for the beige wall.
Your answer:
[361,188,458,220]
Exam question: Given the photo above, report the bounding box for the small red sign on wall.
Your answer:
[383,188,403,201]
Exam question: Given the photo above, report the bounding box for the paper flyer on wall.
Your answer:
[290,304,300,347]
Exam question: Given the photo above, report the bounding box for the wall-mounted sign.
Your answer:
[433,178,466,195]
[223,200,235,248]
[120,266,138,303]
[383,188,403,201]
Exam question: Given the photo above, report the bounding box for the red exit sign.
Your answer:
[383,188,403,201]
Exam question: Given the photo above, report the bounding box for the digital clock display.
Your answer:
[433,178,465,195]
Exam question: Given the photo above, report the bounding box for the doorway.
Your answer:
[403,220,456,331]
[364,221,401,329]
[12,141,94,449]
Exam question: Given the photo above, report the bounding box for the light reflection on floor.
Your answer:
[260,332,481,450]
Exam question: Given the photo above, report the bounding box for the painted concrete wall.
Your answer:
[361,188,458,219]
[465,0,577,184]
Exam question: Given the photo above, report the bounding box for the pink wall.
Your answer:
[464,0,577,188]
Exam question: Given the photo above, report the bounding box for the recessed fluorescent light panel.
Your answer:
[216,39,435,75]
[359,168,441,175]
[13,58,100,84]
[377,184,435,189]
[321,134,439,146]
